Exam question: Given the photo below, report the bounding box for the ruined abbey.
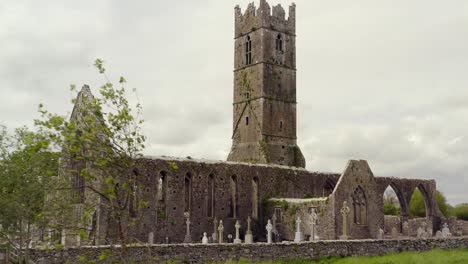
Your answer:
[63,0,449,246]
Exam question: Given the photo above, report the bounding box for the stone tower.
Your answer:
[227,0,305,168]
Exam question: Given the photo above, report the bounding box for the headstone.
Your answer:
[403,221,410,237]
[417,227,424,238]
[422,222,430,238]
[245,216,254,244]
[294,217,304,242]
[165,237,169,244]
[212,218,218,243]
[184,216,193,243]
[309,208,319,242]
[266,219,273,244]
[234,220,242,244]
[377,228,384,240]
[442,223,452,238]
[148,232,154,244]
[272,213,280,242]
[218,220,224,243]
[435,230,443,239]
[339,201,350,240]
[391,227,399,240]
[202,232,209,244]
[227,234,233,243]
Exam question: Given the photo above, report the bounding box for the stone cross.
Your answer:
[184,216,193,243]
[377,228,384,240]
[442,223,451,238]
[234,220,242,244]
[218,220,225,243]
[391,227,398,240]
[202,232,208,244]
[294,217,303,242]
[245,216,254,244]
[266,219,273,244]
[212,218,218,243]
[340,201,350,240]
[309,208,319,242]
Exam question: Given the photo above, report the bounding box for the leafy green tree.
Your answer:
[409,189,450,218]
[0,126,59,261]
[384,203,401,216]
[36,59,145,255]
[454,204,468,221]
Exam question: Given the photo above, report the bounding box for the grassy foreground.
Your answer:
[224,249,468,264]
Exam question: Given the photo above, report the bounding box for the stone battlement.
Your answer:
[235,0,296,38]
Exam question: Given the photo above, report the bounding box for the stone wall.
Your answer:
[29,237,468,264]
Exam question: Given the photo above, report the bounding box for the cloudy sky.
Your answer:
[1,0,467,204]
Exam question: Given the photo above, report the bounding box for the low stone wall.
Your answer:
[30,237,468,264]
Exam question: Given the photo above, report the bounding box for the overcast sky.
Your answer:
[1,0,467,204]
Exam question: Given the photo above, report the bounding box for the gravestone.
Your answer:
[218,220,224,243]
[202,232,209,244]
[310,208,319,242]
[227,234,233,243]
[294,217,303,242]
[442,223,452,238]
[272,213,281,242]
[212,218,218,243]
[417,227,424,238]
[184,216,193,243]
[148,232,154,244]
[391,227,398,240]
[266,219,273,244]
[403,221,410,237]
[244,216,254,244]
[377,228,384,240]
[435,230,443,239]
[339,201,350,240]
[234,220,242,244]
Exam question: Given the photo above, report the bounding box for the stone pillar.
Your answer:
[339,201,350,240]
[244,217,254,244]
[234,220,242,244]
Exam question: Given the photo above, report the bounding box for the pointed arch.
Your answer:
[410,184,432,218]
[276,33,283,52]
[323,178,336,197]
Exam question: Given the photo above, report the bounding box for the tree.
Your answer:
[454,204,468,221]
[35,59,145,256]
[0,126,59,261]
[383,187,401,216]
[409,189,450,218]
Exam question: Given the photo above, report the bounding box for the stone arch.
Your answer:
[410,184,432,218]
[322,178,336,197]
[157,170,168,218]
[352,186,367,225]
[252,176,259,219]
[382,183,408,233]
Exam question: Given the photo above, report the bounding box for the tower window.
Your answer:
[245,92,250,99]
[246,117,249,126]
[245,35,252,65]
[276,34,283,52]
[279,121,283,131]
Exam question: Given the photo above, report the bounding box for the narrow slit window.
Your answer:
[276,34,283,52]
[246,116,249,126]
[279,121,283,131]
[245,35,252,65]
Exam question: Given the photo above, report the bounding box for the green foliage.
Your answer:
[223,249,468,264]
[454,204,468,221]
[436,191,449,217]
[167,161,179,171]
[384,203,401,216]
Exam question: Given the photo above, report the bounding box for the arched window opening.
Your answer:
[157,171,168,218]
[245,35,252,65]
[409,185,430,218]
[246,116,249,126]
[322,179,336,197]
[383,184,404,216]
[276,34,283,52]
[252,177,259,219]
[229,175,239,218]
[184,172,192,214]
[352,186,367,225]
[207,174,215,218]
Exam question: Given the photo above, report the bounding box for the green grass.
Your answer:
[224,249,468,264]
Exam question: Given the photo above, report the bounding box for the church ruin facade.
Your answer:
[64,0,444,246]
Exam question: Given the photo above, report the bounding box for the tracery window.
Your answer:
[245,35,252,65]
[352,186,367,225]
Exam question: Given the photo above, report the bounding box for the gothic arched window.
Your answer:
[229,175,239,218]
[184,172,192,213]
[245,35,252,65]
[352,186,367,225]
[276,34,283,52]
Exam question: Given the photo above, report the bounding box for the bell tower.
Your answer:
[227,0,305,168]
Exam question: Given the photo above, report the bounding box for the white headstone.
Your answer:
[202,232,209,244]
[148,232,154,244]
[245,217,254,244]
[212,218,218,243]
[442,223,452,238]
[417,227,424,238]
[294,217,304,242]
[391,227,399,240]
[234,220,242,244]
[266,219,273,244]
[218,220,224,243]
[435,230,443,239]
[377,228,384,240]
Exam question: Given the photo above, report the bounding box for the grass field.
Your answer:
[225,249,468,264]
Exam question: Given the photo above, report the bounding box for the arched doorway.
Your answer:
[383,183,407,233]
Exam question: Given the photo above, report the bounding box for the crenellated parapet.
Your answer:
[235,0,295,38]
